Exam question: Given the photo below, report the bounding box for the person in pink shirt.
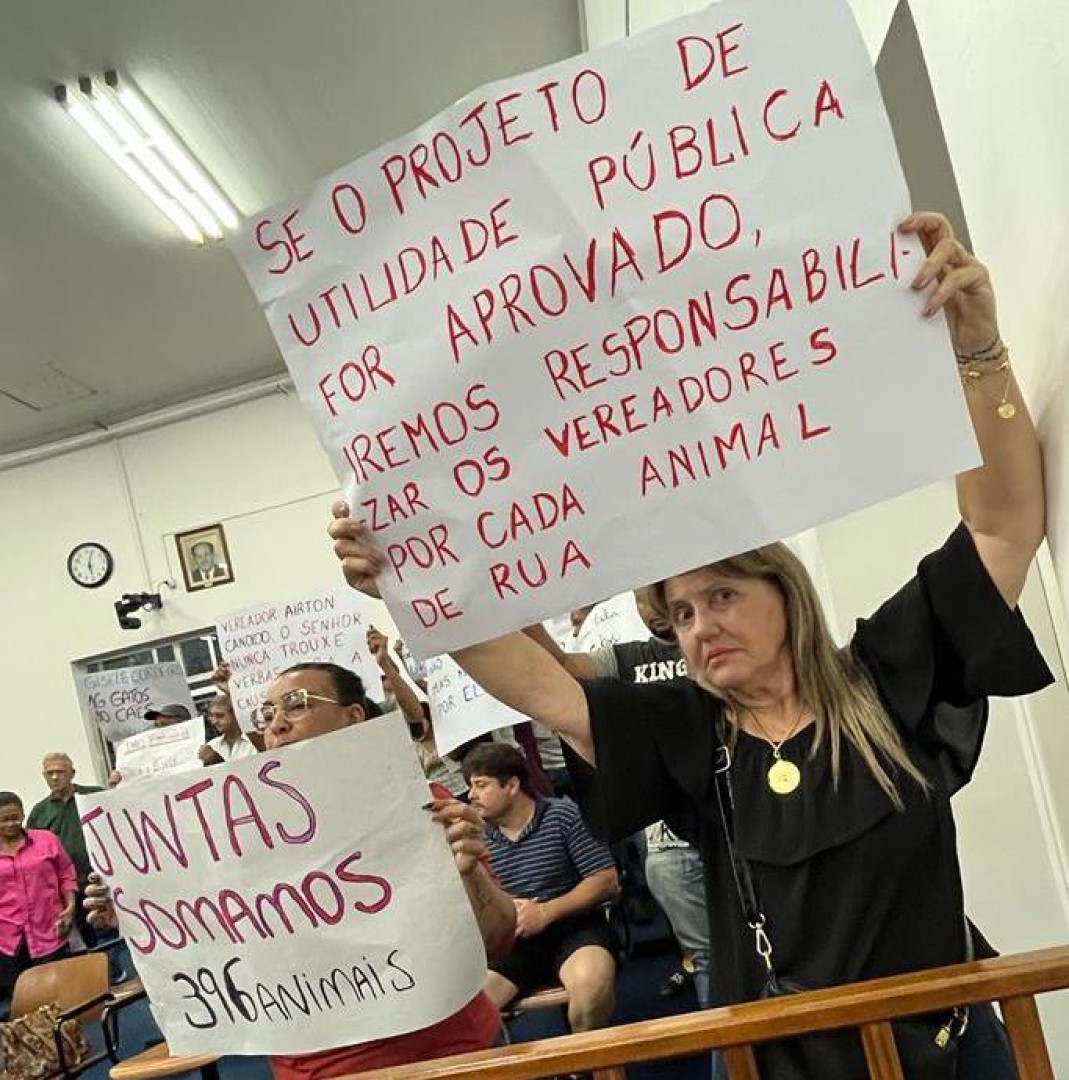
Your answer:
[0,790,77,1010]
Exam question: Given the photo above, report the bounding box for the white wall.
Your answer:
[906,0,1069,748]
[0,388,398,795]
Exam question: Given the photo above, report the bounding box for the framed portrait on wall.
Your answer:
[175,523,234,592]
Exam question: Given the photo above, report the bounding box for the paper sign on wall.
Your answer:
[425,654,525,755]
[218,587,384,728]
[76,714,486,1057]
[231,0,978,658]
[75,663,197,744]
[113,720,204,783]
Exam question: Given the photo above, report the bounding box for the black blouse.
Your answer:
[574,525,1052,1079]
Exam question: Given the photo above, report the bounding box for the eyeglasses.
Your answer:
[255,688,342,731]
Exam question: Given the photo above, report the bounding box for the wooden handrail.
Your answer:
[348,945,1069,1080]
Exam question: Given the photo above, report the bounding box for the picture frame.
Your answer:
[175,523,235,592]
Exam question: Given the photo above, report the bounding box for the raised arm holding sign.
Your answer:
[224,0,1047,1070]
[330,213,1050,1080]
[234,0,987,658]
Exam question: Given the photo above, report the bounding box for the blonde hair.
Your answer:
[649,542,928,809]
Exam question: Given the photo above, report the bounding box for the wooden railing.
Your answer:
[351,945,1069,1080]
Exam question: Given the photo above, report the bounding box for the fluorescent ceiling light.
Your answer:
[55,71,240,244]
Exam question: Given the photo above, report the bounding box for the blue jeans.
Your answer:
[645,843,711,1007]
[645,843,722,1080]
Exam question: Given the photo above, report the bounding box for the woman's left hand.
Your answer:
[901,211,998,355]
[426,798,488,876]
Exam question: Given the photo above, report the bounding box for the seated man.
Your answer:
[464,742,618,1033]
[527,591,713,1009]
[88,661,515,1079]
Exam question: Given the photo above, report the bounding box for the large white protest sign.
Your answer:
[75,663,196,743]
[231,0,978,657]
[425,655,525,755]
[218,588,384,728]
[76,714,486,1057]
[114,720,204,783]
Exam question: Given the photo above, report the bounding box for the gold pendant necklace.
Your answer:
[740,705,807,796]
[767,754,802,795]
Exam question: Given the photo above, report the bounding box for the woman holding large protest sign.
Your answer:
[330,211,1050,1078]
[87,661,515,1077]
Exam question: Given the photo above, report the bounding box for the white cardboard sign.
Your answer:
[114,720,205,783]
[76,715,486,1057]
[75,663,197,744]
[425,655,526,755]
[231,0,977,658]
[217,588,384,728]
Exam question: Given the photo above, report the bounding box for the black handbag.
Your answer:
[710,740,970,1068]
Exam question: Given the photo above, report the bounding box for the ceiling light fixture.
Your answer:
[54,70,239,245]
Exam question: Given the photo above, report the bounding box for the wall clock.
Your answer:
[67,541,114,589]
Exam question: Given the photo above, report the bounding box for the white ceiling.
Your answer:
[0,0,583,456]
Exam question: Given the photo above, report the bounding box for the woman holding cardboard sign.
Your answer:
[330,212,1049,1078]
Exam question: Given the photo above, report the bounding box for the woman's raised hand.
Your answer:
[901,211,999,356]
[329,501,384,598]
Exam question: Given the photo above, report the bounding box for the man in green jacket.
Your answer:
[27,753,103,953]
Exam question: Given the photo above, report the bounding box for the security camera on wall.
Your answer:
[114,592,163,630]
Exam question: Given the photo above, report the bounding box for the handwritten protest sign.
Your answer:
[76,714,486,1056]
[75,663,196,743]
[231,0,977,657]
[425,654,525,755]
[575,593,650,652]
[218,588,384,728]
[114,720,204,783]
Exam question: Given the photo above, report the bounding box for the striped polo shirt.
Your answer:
[485,796,615,901]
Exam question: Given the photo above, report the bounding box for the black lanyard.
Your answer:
[711,739,778,981]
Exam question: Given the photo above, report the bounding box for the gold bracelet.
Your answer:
[959,343,1009,376]
[960,359,1009,380]
[959,350,1016,419]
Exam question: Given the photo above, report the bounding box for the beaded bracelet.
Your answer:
[955,331,1004,365]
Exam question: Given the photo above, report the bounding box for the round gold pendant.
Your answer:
[998,401,1017,419]
[768,759,801,795]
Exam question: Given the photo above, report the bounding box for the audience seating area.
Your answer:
[60,910,699,1080]
[5,952,117,1080]
[22,930,1067,1080]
